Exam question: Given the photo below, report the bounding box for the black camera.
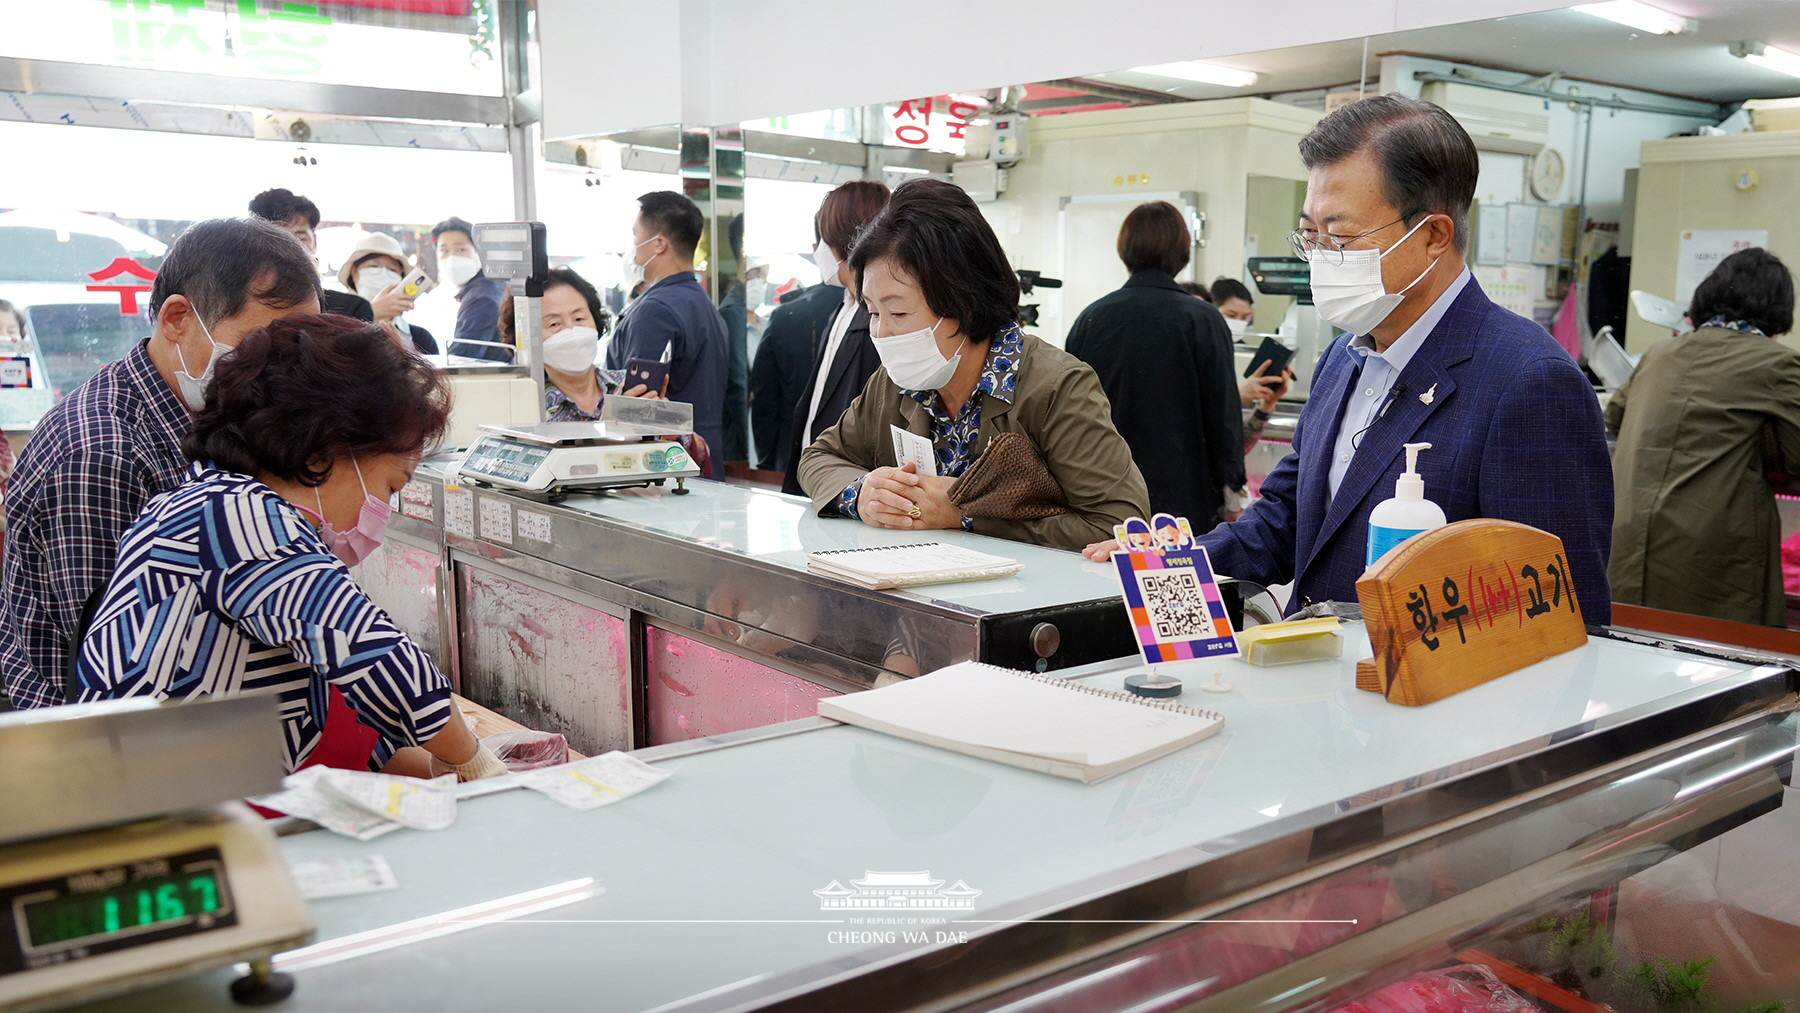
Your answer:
[1017,269,1061,328]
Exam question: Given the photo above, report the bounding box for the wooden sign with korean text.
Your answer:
[1355,519,1587,706]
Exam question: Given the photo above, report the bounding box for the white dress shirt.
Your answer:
[1326,268,1472,501]
[801,287,860,442]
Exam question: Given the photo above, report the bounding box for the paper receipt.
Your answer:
[518,752,672,811]
[317,769,459,831]
[251,767,404,841]
[289,855,400,900]
[890,425,938,476]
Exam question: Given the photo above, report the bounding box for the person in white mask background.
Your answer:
[1204,275,1292,487]
[1086,93,1613,627]
[0,218,320,708]
[798,178,1148,551]
[1066,200,1246,530]
[338,231,439,355]
[602,191,728,479]
[497,268,713,476]
[74,314,507,782]
[431,216,509,362]
[775,182,889,494]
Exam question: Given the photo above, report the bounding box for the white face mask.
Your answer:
[542,325,600,374]
[814,241,844,288]
[625,235,662,288]
[175,313,229,412]
[1225,317,1250,338]
[355,265,402,303]
[1306,215,1440,335]
[873,317,966,391]
[438,253,481,288]
[746,278,770,308]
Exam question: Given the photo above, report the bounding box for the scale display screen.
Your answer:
[462,437,552,484]
[2,847,237,973]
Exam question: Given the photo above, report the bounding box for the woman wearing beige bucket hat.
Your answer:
[338,231,439,355]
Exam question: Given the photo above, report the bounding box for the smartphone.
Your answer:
[1243,336,1298,381]
[625,357,673,396]
[399,266,436,299]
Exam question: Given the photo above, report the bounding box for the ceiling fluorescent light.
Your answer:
[1733,41,1800,79]
[1572,2,1694,35]
[1129,61,1260,89]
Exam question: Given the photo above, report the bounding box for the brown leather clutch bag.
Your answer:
[948,431,1070,520]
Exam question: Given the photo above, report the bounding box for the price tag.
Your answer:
[517,510,554,543]
[478,498,514,544]
[443,488,475,539]
[400,481,435,522]
[0,357,32,389]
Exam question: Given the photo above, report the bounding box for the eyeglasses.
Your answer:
[1288,216,1412,266]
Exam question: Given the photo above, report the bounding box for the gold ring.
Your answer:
[908,505,922,520]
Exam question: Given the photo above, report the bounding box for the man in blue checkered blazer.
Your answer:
[1193,95,1612,626]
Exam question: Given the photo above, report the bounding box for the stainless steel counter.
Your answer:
[358,457,1148,755]
[59,627,1800,1012]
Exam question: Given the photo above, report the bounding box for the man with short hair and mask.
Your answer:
[0,217,321,707]
[1088,94,1613,626]
[603,191,728,479]
[434,216,509,362]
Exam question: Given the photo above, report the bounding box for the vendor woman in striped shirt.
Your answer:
[75,314,506,781]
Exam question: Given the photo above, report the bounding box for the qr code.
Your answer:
[1136,568,1216,641]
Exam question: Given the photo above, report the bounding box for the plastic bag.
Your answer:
[1328,963,1533,1013]
[481,729,570,771]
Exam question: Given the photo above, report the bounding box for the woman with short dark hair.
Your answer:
[779,181,890,495]
[1066,201,1244,530]
[1609,247,1800,626]
[798,178,1148,550]
[76,314,507,779]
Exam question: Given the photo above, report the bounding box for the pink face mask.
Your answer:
[304,459,391,567]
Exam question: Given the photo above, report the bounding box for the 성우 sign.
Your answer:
[1355,518,1587,706]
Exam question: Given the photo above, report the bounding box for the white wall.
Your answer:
[539,0,1581,138]
[981,98,1321,344]
[1380,54,1718,225]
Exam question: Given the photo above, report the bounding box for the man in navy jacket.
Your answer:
[1135,95,1613,626]
[605,191,728,479]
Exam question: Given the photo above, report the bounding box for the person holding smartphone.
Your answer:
[499,267,711,476]
[339,232,438,355]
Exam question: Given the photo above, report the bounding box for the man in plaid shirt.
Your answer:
[0,218,320,708]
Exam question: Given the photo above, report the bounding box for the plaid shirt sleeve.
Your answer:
[4,448,150,708]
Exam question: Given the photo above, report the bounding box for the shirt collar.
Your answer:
[1122,270,1183,291]
[122,338,193,445]
[1347,268,1472,373]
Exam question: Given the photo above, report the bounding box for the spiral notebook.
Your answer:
[816,662,1224,784]
[807,542,1021,590]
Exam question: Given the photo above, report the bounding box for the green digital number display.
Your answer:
[22,867,224,949]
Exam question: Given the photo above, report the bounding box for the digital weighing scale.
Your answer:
[0,696,313,1012]
[453,395,702,498]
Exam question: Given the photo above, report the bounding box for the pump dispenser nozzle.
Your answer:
[1395,442,1432,501]
[1366,442,1445,567]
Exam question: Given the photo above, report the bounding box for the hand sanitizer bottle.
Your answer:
[1366,442,1446,567]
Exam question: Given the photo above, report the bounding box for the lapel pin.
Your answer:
[1419,383,1437,406]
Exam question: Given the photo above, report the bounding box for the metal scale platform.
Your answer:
[453,395,702,499]
[0,696,313,1013]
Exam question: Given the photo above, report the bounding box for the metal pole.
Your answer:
[500,0,538,222]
